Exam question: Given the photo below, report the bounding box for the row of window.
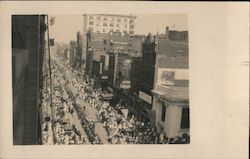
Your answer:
[88,27,134,34]
[89,15,134,24]
[89,21,134,29]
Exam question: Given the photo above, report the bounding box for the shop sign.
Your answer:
[139,91,152,104]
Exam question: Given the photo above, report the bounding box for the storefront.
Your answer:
[152,88,189,138]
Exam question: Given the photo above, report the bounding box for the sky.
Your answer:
[49,14,188,44]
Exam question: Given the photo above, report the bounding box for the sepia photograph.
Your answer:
[12,14,189,145]
[0,1,249,159]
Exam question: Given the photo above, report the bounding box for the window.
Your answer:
[103,17,108,21]
[90,15,94,19]
[117,18,121,22]
[89,27,93,31]
[117,24,120,28]
[103,39,107,44]
[89,21,94,25]
[129,30,134,34]
[103,29,106,33]
[181,108,189,129]
[103,22,107,26]
[161,102,166,122]
[110,23,114,27]
[130,19,134,24]
[97,16,101,20]
[130,25,134,29]
[124,24,127,28]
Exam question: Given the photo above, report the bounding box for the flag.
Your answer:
[50,17,56,26]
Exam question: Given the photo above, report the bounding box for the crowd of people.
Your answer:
[40,59,88,145]
[40,53,190,145]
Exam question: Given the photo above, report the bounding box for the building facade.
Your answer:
[135,33,157,123]
[85,31,142,77]
[76,32,83,69]
[151,28,189,138]
[69,40,77,69]
[12,15,46,145]
[82,14,137,69]
[83,14,136,35]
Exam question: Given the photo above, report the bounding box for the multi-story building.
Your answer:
[129,27,189,130]
[129,55,142,115]
[151,28,189,138]
[83,14,136,35]
[82,14,137,69]
[85,31,142,76]
[12,15,46,145]
[133,33,157,123]
[69,40,77,68]
[76,32,83,69]
[107,52,132,89]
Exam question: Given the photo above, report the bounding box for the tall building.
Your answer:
[134,33,157,123]
[82,14,137,69]
[83,14,136,35]
[69,40,77,68]
[12,15,46,145]
[85,31,142,77]
[76,32,83,69]
[152,28,189,138]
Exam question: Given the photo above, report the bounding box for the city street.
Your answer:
[40,51,163,145]
[38,14,190,145]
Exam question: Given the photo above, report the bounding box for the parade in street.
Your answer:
[40,52,190,145]
[12,14,190,145]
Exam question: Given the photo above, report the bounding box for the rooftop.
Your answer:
[83,14,136,19]
[157,37,189,69]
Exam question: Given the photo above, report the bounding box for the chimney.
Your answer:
[165,26,169,39]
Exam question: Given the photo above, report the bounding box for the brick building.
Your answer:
[82,14,137,69]
[85,31,142,77]
[151,28,189,138]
